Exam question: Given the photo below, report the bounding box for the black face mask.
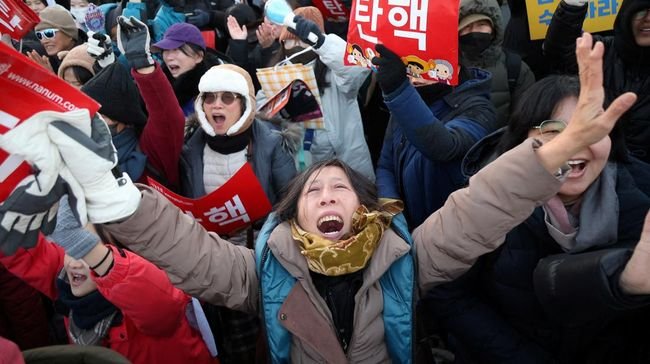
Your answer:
[284,47,318,65]
[459,32,493,56]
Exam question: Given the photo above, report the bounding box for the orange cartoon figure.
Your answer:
[401,55,435,78]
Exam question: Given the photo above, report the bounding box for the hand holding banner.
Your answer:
[0,42,100,202]
[345,0,460,85]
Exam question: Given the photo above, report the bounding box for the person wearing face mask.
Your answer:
[372,42,497,231]
[259,6,376,182]
[424,72,650,363]
[0,198,216,364]
[69,0,90,31]
[458,0,535,127]
[544,0,650,164]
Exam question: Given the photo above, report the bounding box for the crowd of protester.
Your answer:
[1,0,650,363]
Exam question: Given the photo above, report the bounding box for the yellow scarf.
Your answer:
[290,199,404,276]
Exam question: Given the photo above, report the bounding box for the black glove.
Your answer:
[187,9,211,28]
[371,44,407,94]
[289,16,325,49]
[116,16,154,70]
[86,31,115,68]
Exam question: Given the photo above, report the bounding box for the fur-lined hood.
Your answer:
[193,64,256,137]
[459,0,504,68]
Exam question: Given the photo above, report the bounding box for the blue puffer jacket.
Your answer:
[376,68,496,231]
[425,145,650,363]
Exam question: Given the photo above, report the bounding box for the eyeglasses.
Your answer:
[532,120,567,142]
[35,28,59,40]
[633,9,650,19]
[202,91,240,106]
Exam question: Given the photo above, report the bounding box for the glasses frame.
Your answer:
[35,28,60,40]
[202,91,241,106]
[532,119,567,142]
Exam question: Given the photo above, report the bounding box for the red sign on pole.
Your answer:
[312,0,350,23]
[345,0,460,85]
[0,42,101,202]
[0,0,40,40]
[147,163,273,235]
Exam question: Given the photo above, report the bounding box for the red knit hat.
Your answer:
[279,6,325,43]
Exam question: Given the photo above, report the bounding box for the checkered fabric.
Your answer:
[256,63,325,130]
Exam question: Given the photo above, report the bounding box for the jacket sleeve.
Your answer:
[101,186,259,314]
[315,34,370,95]
[375,119,401,199]
[383,81,493,162]
[270,135,298,203]
[132,64,185,190]
[92,246,190,337]
[425,264,554,363]
[533,249,650,326]
[543,1,587,74]
[0,235,64,300]
[414,139,563,292]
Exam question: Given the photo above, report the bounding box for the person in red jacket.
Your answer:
[0,197,217,364]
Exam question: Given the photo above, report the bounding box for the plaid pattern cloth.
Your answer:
[256,63,325,130]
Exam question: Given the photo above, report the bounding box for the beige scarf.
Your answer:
[290,199,403,276]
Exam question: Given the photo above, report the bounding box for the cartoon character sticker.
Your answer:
[428,60,454,85]
[347,43,371,68]
[401,55,435,79]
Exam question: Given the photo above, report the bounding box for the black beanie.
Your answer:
[81,62,147,129]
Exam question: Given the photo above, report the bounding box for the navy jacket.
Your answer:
[376,68,496,230]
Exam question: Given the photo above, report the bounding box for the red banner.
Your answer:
[147,163,272,235]
[0,0,40,40]
[345,0,460,85]
[312,0,350,23]
[0,42,101,202]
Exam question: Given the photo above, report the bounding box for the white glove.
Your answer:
[0,110,88,254]
[86,31,116,69]
[563,0,588,6]
[48,115,141,224]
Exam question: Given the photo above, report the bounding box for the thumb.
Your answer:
[600,92,636,127]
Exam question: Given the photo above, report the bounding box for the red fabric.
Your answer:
[0,265,51,350]
[0,236,215,364]
[0,336,25,364]
[131,64,185,191]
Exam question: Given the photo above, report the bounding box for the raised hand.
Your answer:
[537,33,637,174]
[27,50,55,74]
[257,20,280,49]
[619,211,650,295]
[47,115,141,224]
[0,110,89,255]
[289,16,325,48]
[371,44,407,94]
[227,15,247,40]
[116,16,154,70]
[86,31,115,68]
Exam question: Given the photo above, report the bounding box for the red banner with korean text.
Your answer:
[312,0,350,23]
[0,42,100,202]
[345,0,460,85]
[0,0,40,40]
[147,163,272,235]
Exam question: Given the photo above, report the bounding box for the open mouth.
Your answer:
[168,64,181,73]
[567,159,587,177]
[317,215,344,236]
[70,273,87,286]
[211,114,226,124]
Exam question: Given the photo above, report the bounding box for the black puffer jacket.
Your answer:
[544,0,650,162]
[459,0,535,127]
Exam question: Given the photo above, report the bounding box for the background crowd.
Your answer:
[1,0,650,363]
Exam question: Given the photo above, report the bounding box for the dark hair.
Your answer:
[71,65,94,86]
[495,74,628,162]
[274,159,379,222]
[178,43,205,60]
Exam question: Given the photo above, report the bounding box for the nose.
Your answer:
[318,187,337,206]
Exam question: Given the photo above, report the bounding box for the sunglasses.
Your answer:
[35,28,59,40]
[202,91,240,106]
[634,9,650,19]
[532,119,567,142]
